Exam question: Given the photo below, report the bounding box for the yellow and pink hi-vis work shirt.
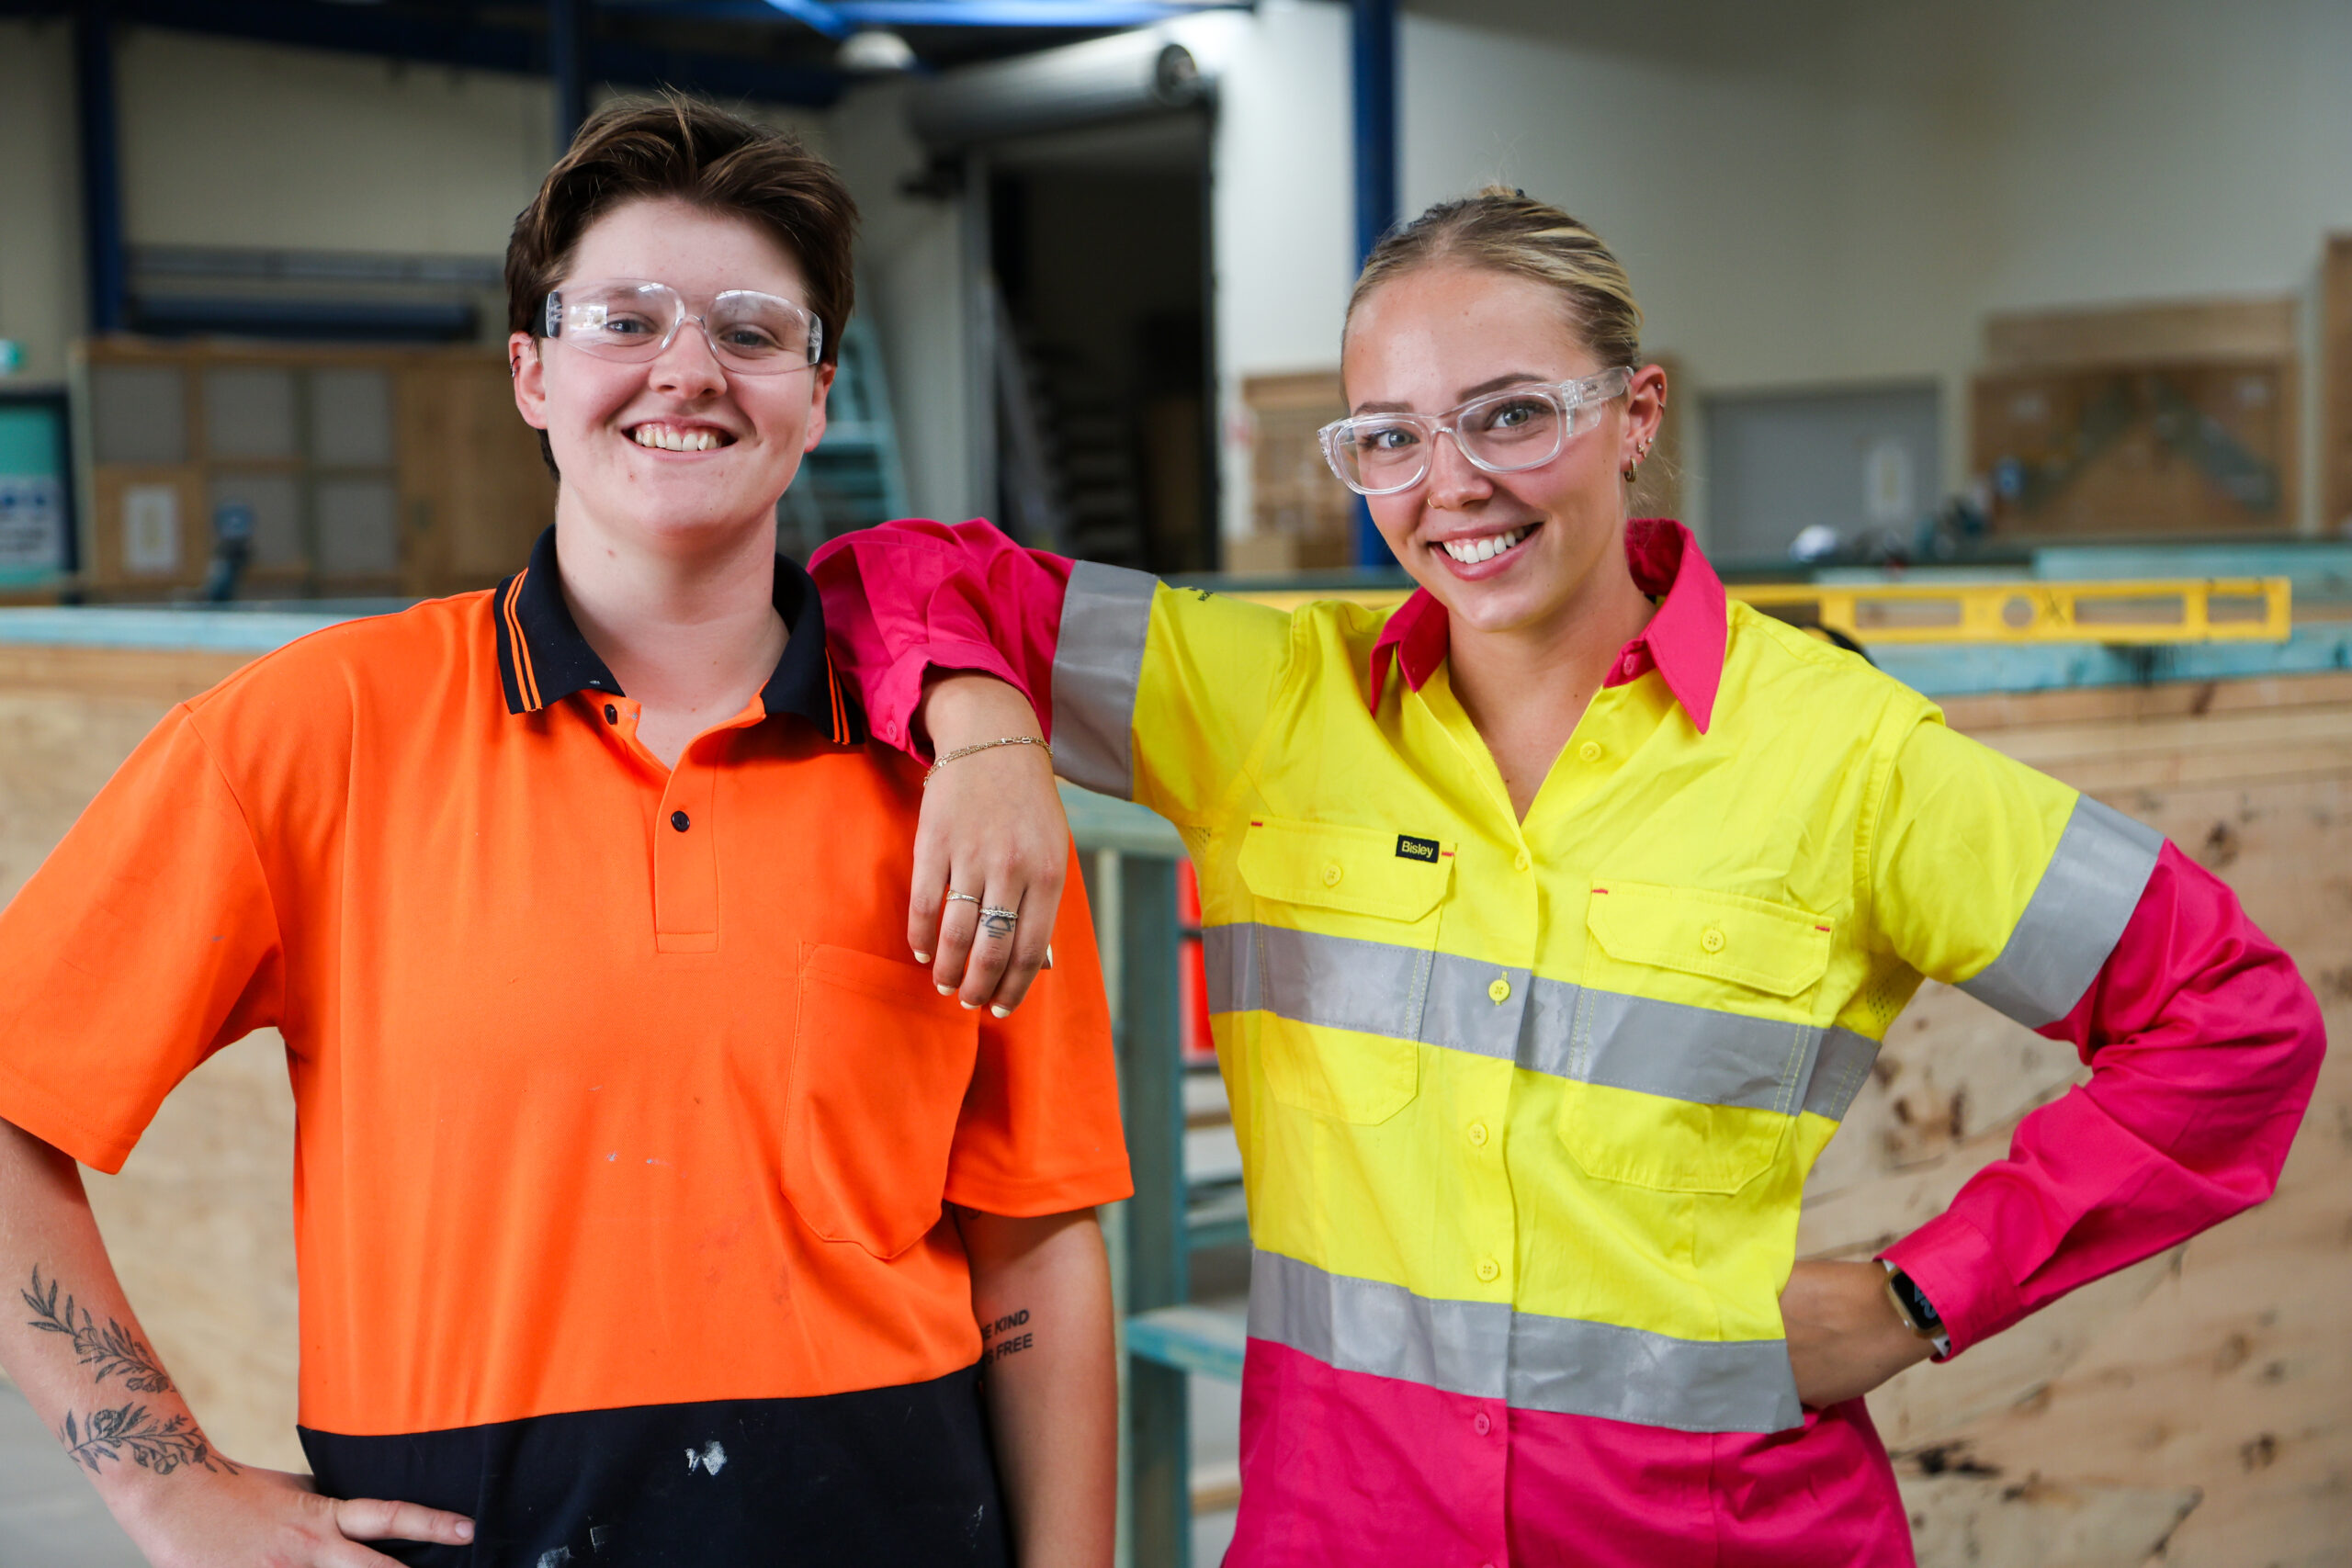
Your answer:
[812,518,2324,1567]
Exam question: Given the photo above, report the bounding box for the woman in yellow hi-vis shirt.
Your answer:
[812,187,2323,1565]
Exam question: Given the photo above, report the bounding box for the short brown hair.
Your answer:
[505,96,858,466]
[1347,186,1642,373]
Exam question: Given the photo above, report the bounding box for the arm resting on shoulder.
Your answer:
[813,522,1081,1016]
[955,1205,1116,1568]
[0,1114,473,1566]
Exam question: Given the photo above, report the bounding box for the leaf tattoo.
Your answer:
[22,1268,175,1393]
[58,1404,237,1477]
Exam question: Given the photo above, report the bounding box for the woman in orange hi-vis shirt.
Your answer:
[812,188,2326,1565]
[0,99,1128,1568]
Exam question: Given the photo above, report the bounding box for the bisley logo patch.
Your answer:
[1396,834,1440,863]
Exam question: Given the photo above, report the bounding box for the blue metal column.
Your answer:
[1109,851,1190,1568]
[1350,0,1397,568]
[549,0,588,154]
[73,0,127,335]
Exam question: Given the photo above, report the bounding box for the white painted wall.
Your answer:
[116,29,552,257]
[9,6,2352,534]
[827,78,980,522]
[1195,0,2352,540]
[0,21,86,383]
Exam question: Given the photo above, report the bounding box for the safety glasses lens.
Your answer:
[555,284,818,372]
[1457,391,1564,470]
[709,292,820,367]
[1339,420,1428,491]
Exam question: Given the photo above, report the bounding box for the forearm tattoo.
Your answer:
[981,1307,1035,1364]
[58,1404,235,1477]
[22,1268,237,1478]
[22,1268,175,1392]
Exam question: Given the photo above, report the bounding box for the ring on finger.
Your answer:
[978,905,1019,939]
[1042,943,1054,970]
[944,889,981,908]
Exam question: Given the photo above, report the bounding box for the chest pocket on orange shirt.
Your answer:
[784,943,980,1258]
[1235,818,1451,1124]
[1558,883,1832,1195]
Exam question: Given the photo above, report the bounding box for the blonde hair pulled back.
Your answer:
[1346,185,1643,373]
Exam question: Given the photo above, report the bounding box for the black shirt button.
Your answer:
[604,704,618,724]
[671,810,690,832]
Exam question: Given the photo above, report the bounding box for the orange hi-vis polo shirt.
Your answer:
[0,526,1131,1565]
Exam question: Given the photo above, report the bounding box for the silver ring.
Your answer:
[978,906,1019,939]
[944,890,981,907]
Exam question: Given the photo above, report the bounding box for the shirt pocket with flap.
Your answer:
[1557,881,1833,1195]
[1233,818,1453,1125]
[783,943,981,1258]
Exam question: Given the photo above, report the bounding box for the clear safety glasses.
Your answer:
[1318,366,1633,495]
[541,279,823,374]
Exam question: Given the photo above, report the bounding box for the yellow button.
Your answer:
[1466,1121,1490,1147]
[1322,863,1344,887]
[1476,1258,1501,1283]
[1701,926,1727,954]
[1512,849,1532,873]
[1578,740,1603,762]
[1487,976,1511,1004]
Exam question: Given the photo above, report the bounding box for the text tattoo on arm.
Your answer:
[981,1307,1035,1364]
[21,1268,237,1478]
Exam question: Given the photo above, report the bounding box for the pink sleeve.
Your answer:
[1882,840,2325,1355]
[809,519,1076,758]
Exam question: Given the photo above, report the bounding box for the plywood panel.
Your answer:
[396,355,554,592]
[1240,370,1352,571]
[1802,675,2352,1566]
[78,340,545,599]
[85,467,204,592]
[2323,235,2352,536]
[1974,360,2295,536]
[1986,297,2298,372]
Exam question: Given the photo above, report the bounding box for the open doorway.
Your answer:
[985,114,1215,574]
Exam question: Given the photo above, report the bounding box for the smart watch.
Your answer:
[1879,1260,1951,1359]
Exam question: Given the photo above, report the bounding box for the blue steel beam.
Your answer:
[550,0,588,151]
[831,1,1243,22]
[1350,0,1396,568]
[69,0,844,107]
[73,0,127,335]
[759,0,853,38]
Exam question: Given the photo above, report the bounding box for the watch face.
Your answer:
[1891,1270,1942,1330]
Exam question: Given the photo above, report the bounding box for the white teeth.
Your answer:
[1442,527,1526,565]
[631,424,725,452]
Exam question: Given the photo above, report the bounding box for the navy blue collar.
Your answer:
[492,526,866,745]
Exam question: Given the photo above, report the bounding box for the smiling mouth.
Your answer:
[628,422,736,453]
[1438,525,1536,565]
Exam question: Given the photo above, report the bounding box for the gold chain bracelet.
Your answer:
[923,735,1051,786]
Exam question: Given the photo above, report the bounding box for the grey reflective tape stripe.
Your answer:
[1802,1028,1880,1121]
[1509,1308,1804,1434]
[1530,978,1817,1116]
[1419,951,1528,1063]
[1205,921,1870,1118]
[1201,923,1255,1016]
[1244,924,1436,1040]
[1959,795,2164,1029]
[1250,1250,1803,1435]
[1049,560,1156,800]
[1249,1249,1509,1399]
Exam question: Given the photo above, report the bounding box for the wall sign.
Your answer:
[0,396,71,581]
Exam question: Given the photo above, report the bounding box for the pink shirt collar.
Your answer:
[1367,518,1727,733]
